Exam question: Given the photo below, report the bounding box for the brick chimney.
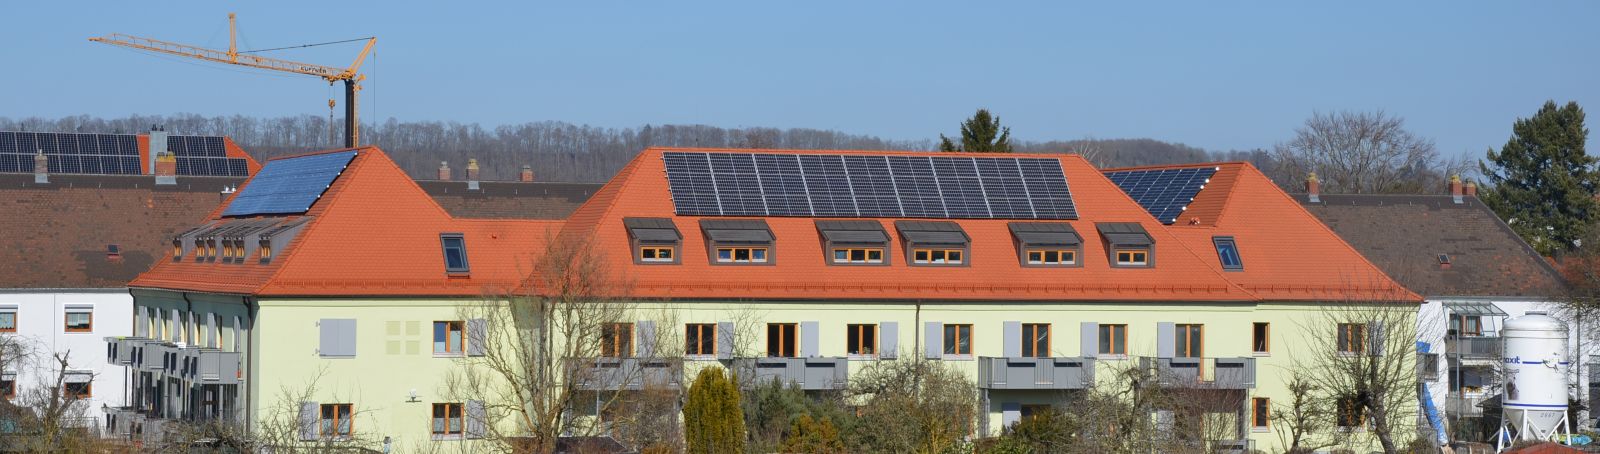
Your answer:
[1464,181,1478,197]
[33,150,48,184]
[1305,172,1320,203]
[155,152,177,185]
[437,161,451,181]
[465,158,480,181]
[520,164,535,182]
[1449,174,1463,204]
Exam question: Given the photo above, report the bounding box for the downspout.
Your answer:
[181,292,193,422]
[243,295,256,435]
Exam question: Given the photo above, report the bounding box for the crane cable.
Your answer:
[240,37,374,54]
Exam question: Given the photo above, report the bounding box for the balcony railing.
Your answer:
[1140,357,1255,389]
[1448,335,1501,359]
[180,348,242,384]
[105,336,146,366]
[568,358,683,391]
[1445,394,1487,417]
[977,356,1094,390]
[733,357,849,391]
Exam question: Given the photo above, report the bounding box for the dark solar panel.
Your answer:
[0,131,156,175]
[662,151,1078,220]
[1103,167,1218,224]
[222,150,358,217]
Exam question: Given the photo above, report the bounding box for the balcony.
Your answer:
[568,358,683,391]
[180,348,242,384]
[1141,357,1255,389]
[977,356,1094,390]
[732,357,849,391]
[1445,394,1488,417]
[135,340,174,373]
[1448,335,1501,360]
[105,336,147,366]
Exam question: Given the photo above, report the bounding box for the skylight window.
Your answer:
[1213,236,1243,271]
[440,234,470,274]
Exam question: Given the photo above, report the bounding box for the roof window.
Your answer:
[1213,236,1243,271]
[700,219,775,266]
[896,221,970,267]
[624,218,683,265]
[1010,222,1082,267]
[817,220,890,266]
[440,233,470,274]
[1096,222,1154,268]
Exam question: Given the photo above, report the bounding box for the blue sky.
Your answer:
[2,2,1596,157]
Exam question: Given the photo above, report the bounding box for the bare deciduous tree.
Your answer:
[1292,302,1422,453]
[1272,111,1464,194]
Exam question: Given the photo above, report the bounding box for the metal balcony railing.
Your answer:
[1445,394,1487,417]
[977,356,1094,390]
[1448,335,1501,359]
[567,357,683,391]
[1140,357,1256,389]
[733,357,849,391]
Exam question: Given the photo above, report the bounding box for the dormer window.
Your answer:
[895,221,970,267]
[172,239,183,260]
[817,220,890,266]
[1096,222,1154,268]
[624,218,683,265]
[259,239,273,262]
[440,233,470,274]
[701,219,775,266]
[1010,222,1083,267]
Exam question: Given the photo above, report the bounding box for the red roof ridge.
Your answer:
[1100,161,1244,173]
[647,146,1087,160]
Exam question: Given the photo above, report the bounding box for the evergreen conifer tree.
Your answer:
[1480,100,1599,255]
[939,109,1012,152]
[683,367,745,454]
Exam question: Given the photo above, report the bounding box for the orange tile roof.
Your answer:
[131,147,559,297]
[135,134,261,175]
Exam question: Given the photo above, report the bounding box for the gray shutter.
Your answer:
[171,309,180,342]
[232,316,242,353]
[636,321,656,358]
[319,319,356,357]
[299,401,318,440]
[467,318,487,357]
[1081,322,1098,357]
[1156,322,1175,358]
[1368,321,1386,357]
[203,314,215,348]
[1001,402,1021,428]
[801,321,819,358]
[134,308,146,337]
[466,400,486,438]
[1003,321,1022,357]
[716,321,734,359]
[924,321,943,359]
[880,322,899,359]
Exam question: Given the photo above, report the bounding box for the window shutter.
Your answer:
[319,319,356,357]
[1368,321,1385,357]
[236,316,247,354]
[924,321,942,359]
[880,322,898,359]
[467,318,487,357]
[716,321,735,360]
[171,309,180,341]
[203,314,215,348]
[1156,322,1175,358]
[466,400,487,439]
[135,308,146,337]
[299,401,318,440]
[1001,402,1021,428]
[801,321,819,358]
[1003,321,1022,357]
[636,321,656,358]
[1081,322,1098,357]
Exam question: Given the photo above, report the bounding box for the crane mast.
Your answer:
[90,14,375,148]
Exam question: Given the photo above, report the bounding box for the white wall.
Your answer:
[0,289,132,430]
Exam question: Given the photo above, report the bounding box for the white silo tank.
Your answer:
[1498,311,1571,449]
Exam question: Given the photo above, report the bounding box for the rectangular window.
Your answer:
[64,309,93,333]
[602,323,634,358]
[1252,398,1270,429]
[63,382,91,399]
[767,323,797,358]
[831,248,885,264]
[320,403,354,438]
[943,324,972,356]
[1337,396,1365,427]
[715,247,769,263]
[1214,237,1243,270]
[1175,324,1204,358]
[172,240,183,259]
[259,240,273,261]
[0,378,13,399]
[1338,323,1365,354]
[440,234,470,273]
[1252,322,1269,354]
[686,324,716,356]
[912,248,964,265]
[432,403,464,436]
[433,321,464,355]
[1098,324,1127,355]
[639,246,675,263]
[0,309,14,332]
[847,324,878,356]
[1115,249,1149,266]
[1451,315,1483,336]
[1022,324,1050,357]
[1025,249,1077,266]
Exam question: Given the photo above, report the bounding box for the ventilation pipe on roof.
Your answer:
[438,161,451,181]
[521,164,535,182]
[148,127,169,175]
[1305,172,1319,203]
[1449,175,1464,204]
[155,152,177,186]
[33,150,48,184]
[466,158,480,191]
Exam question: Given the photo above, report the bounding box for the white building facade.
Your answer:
[1,289,132,431]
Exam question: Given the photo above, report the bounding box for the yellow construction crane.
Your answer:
[90,13,376,148]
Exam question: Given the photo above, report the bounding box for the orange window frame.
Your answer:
[716,247,769,263]
[432,403,464,435]
[944,324,973,355]
[1176,324,1204,357]
[1116,249,1148,265]
[831,248,885,264]
[63,382,91,399]
[1337,397,1365,427]
[1022,323,1050,357]
[321,403,354,437]
[260,241,273,260]
[1026,249,1077,265]
[64,311,93,333]
[1253,322,1270,353]
[639,246,675,262]
[1,378,14,399]
[847,324,878,355]
[686,324,716,356]
[603,323,634,358]
[767,323,797,357]
[0,310,15,333]
[1100,324,1127,355]
[912,248,964,264]
[1252,398,1269,428]
[1338,323,1365,353]
[435,321,464,354]
[172,241,183,259]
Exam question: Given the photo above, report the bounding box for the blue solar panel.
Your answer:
[0,132,155,174]
[662,151,1078,220]
[1103,167,1218,224]
[222,151,358,217]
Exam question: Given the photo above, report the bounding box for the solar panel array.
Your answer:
[222,151,358,217]
[168,135,250,177]
[0,132,143,174]
[662,151,1078,219]
[1103,167,1217,224]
